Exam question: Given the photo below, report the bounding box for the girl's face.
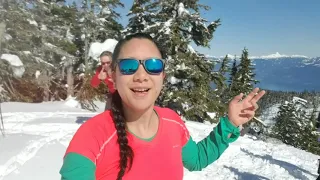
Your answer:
[100,56,111,70]
[113,38,165,112]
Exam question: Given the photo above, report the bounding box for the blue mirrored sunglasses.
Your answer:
[118,58,165,75]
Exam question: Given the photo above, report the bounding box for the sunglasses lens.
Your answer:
[145,58,164,74]
[119,59,139,75]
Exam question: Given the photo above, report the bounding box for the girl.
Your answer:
[60,33,265,180]
[91,51,115,110]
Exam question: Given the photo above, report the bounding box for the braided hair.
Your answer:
[110,33,163,180]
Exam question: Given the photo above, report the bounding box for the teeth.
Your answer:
[133,89,148,92]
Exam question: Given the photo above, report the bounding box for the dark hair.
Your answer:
[111,33,164,70]
[110,33,163,180]
[111,91,133,180]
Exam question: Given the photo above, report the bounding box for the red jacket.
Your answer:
[90,66,115,93]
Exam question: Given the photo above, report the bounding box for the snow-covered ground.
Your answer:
[0,101,319,180]
[259,103,281,127]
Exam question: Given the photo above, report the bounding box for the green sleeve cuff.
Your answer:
[60,153,96,180]
[220,116,240,143]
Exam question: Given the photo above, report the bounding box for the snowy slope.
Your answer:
[0,101,319,180]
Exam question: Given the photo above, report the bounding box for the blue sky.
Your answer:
[72,0,320,57]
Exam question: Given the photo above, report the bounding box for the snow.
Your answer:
[88,39,118,60]
[176,63,189,70]
[217,54,236,59]
[177,3,189,17]
[80,34,85,40]
[149,19,173,35]
[27,19,38,27]
[66,29,74,42]
[44,42,57,48]
[34,57,54,67]
[40,24,47,31]
[64,96,80,108]
[168,76,181,84]
[0,54,23,67]
[293,96,308,104]
[4,33,12,41]
[101,7,111,15]
[22,51,31,55]
[0,54,25,78]
[258,104,281,127]
[206,53,309,60]
[0,101,319,180]
[249,52,309,59]
[206,112,216,119]
[35,70,41,79]
[187,45,196,54]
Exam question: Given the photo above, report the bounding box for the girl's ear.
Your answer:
[162,72,166,79]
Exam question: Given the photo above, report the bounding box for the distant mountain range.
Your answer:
[208,52,320,92]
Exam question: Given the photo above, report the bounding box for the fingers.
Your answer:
[242,110,255,120]
[243,87,260,102]
[251,90,266,104]
[242,87,266,104]
[231,93,244,104]
[249,101,259,111]
[254,103,259,111]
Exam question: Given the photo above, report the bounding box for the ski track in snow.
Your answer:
[0,111,94,180]
[0,108,319,180]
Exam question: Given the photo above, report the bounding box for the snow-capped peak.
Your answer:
[250,52,309,59]
[205,54,236,59]
[224,54,236,59]
[205,52,309,60]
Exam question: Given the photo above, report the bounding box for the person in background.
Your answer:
[90,51,115,110]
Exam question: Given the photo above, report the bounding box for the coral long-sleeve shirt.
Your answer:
[90,66,115,93]
[60,106,240,180]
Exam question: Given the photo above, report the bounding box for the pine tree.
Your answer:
[219,55,230,76]
[216,55,231,113]
[304,99,320,155]
[228,57,238,89]
[156,1,221,122]
[225,56,240,102]
[123,0,157,35]
[216,55,230,95]
[227,48,260,130]
[271,97,317,151]
[234,48,259,96]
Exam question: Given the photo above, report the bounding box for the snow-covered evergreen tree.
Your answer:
[232,48,258,96]
[272,97,319,153]
[228,57,238,92]
[304,99,320,155]
[122,0,157,35]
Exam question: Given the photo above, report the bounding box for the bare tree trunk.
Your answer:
[0,22,6,137]
[67,62,74,97]
[43,70,50,101]
[0,22,4,48]
[61,65,65,80]
[84,36,89,73]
